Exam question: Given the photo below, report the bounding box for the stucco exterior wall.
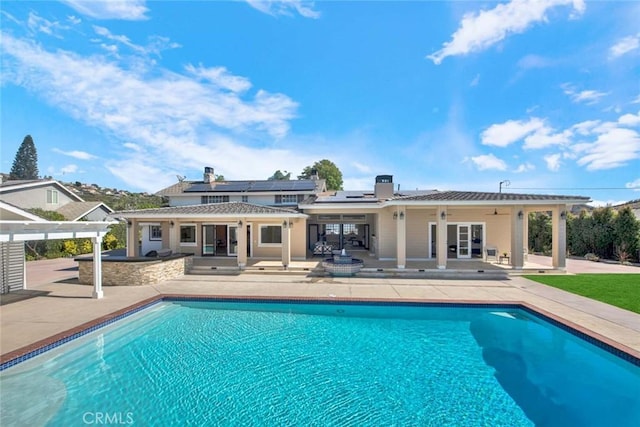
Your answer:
[1,184,77,211]
[376,209,397,259]
[78,256,192,286]
[405,209,432,258]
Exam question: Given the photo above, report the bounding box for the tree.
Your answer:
[268,170,291,180]
[10,135,39,180]
[215,174,225,181]
[298,159,343,191]
[613,207,640,262]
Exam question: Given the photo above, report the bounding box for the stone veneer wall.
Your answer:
[78,256,193,286]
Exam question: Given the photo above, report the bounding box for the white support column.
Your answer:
[436,206,448,269]
[237,219,247,269]
[510,205,525,270]
[396,207,406,269]
[92,235,104,299]
[523,211,529,261]
[281,220,291,268]
[552,206,567,270]
[126,219,139,257]
[168,220,177,253]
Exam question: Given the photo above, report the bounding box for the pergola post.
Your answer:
[436,206,448,269]
[510,205,525,270]
[396,207,406,269]
[552,205,567,270]
[92,234,104,299]
[281,219,291,268]
[237,219,247,269]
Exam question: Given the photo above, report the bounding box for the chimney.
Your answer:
[310,168,319,180]
[203,166,215,183]
[374,175,394,200]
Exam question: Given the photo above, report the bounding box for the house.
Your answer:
[111,167,590,271]
[0,179,113,221]
[0,179,113,296]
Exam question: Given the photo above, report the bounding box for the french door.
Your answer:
[457,225,471,258]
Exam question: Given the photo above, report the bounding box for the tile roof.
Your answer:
[55,201,112,221]
[392,191,591,202]
[111,201,303,217]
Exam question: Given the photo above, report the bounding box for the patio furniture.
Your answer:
[485,246,498,262]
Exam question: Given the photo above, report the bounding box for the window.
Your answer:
[275,194,302,204]
[343,224,358,234]
[46,189,59,204]
[180,225,196,245]
[149,225,162,241]
[201,195,229,204]
[325,224,340,235]
[259,225,282,246]
[241,195,248,202]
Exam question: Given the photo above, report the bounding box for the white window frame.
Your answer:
[180,224,197,246]
[46,189,59,204]
[149,225,162,241]
[258,224,282,247]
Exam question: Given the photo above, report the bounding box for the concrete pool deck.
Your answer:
[1,256,639,363]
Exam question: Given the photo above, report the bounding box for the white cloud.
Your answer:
[544,153,562,171]
[27,12,69,37]
[576,128,640,170]
[246,0,321,19]
[62,1,149,20]
[1,33,300,191]
[609,33,640,59]
[468,154,508,171]
[618,110,640,127]
[351,162,372,174]
[481,117,544,147]
[523,128,572,149]
[67,15,82,25]
[514,162,535,173]
[92,25,180,56]
[185,64,252,93]
[48,164,80,176]
[571,120,601,136]
[53,148,97,160]
[470,74,480,87]
[625,179,640,190]
[427,0,585,64]
[561,84,608,105]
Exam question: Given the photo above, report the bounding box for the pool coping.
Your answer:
[1,295,639,371]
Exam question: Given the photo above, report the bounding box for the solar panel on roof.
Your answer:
[184,183,213,192]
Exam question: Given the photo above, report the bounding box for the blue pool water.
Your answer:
[1,300,639,426]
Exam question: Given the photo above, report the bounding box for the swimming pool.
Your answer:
[1,299,639,426]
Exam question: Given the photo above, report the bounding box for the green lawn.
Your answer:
[523,274,640,314]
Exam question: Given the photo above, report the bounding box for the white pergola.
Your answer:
[0,220,114,299]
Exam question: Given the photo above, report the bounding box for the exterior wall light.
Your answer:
[282,220,288,228]
[560,211,566,219]
[170,221,174,227]
[440,211,446,220]
[518,211,524,219]
[238,220,243,227]
[393,212,398,220]
[399,211,405,220]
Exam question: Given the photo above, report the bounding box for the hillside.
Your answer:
[62,181,166,211]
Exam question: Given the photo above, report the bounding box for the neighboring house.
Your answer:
[112,167,590,271]
[0,179,113,295]
[0,179,113,221]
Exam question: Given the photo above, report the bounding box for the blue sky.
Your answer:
[1,0,639,205]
